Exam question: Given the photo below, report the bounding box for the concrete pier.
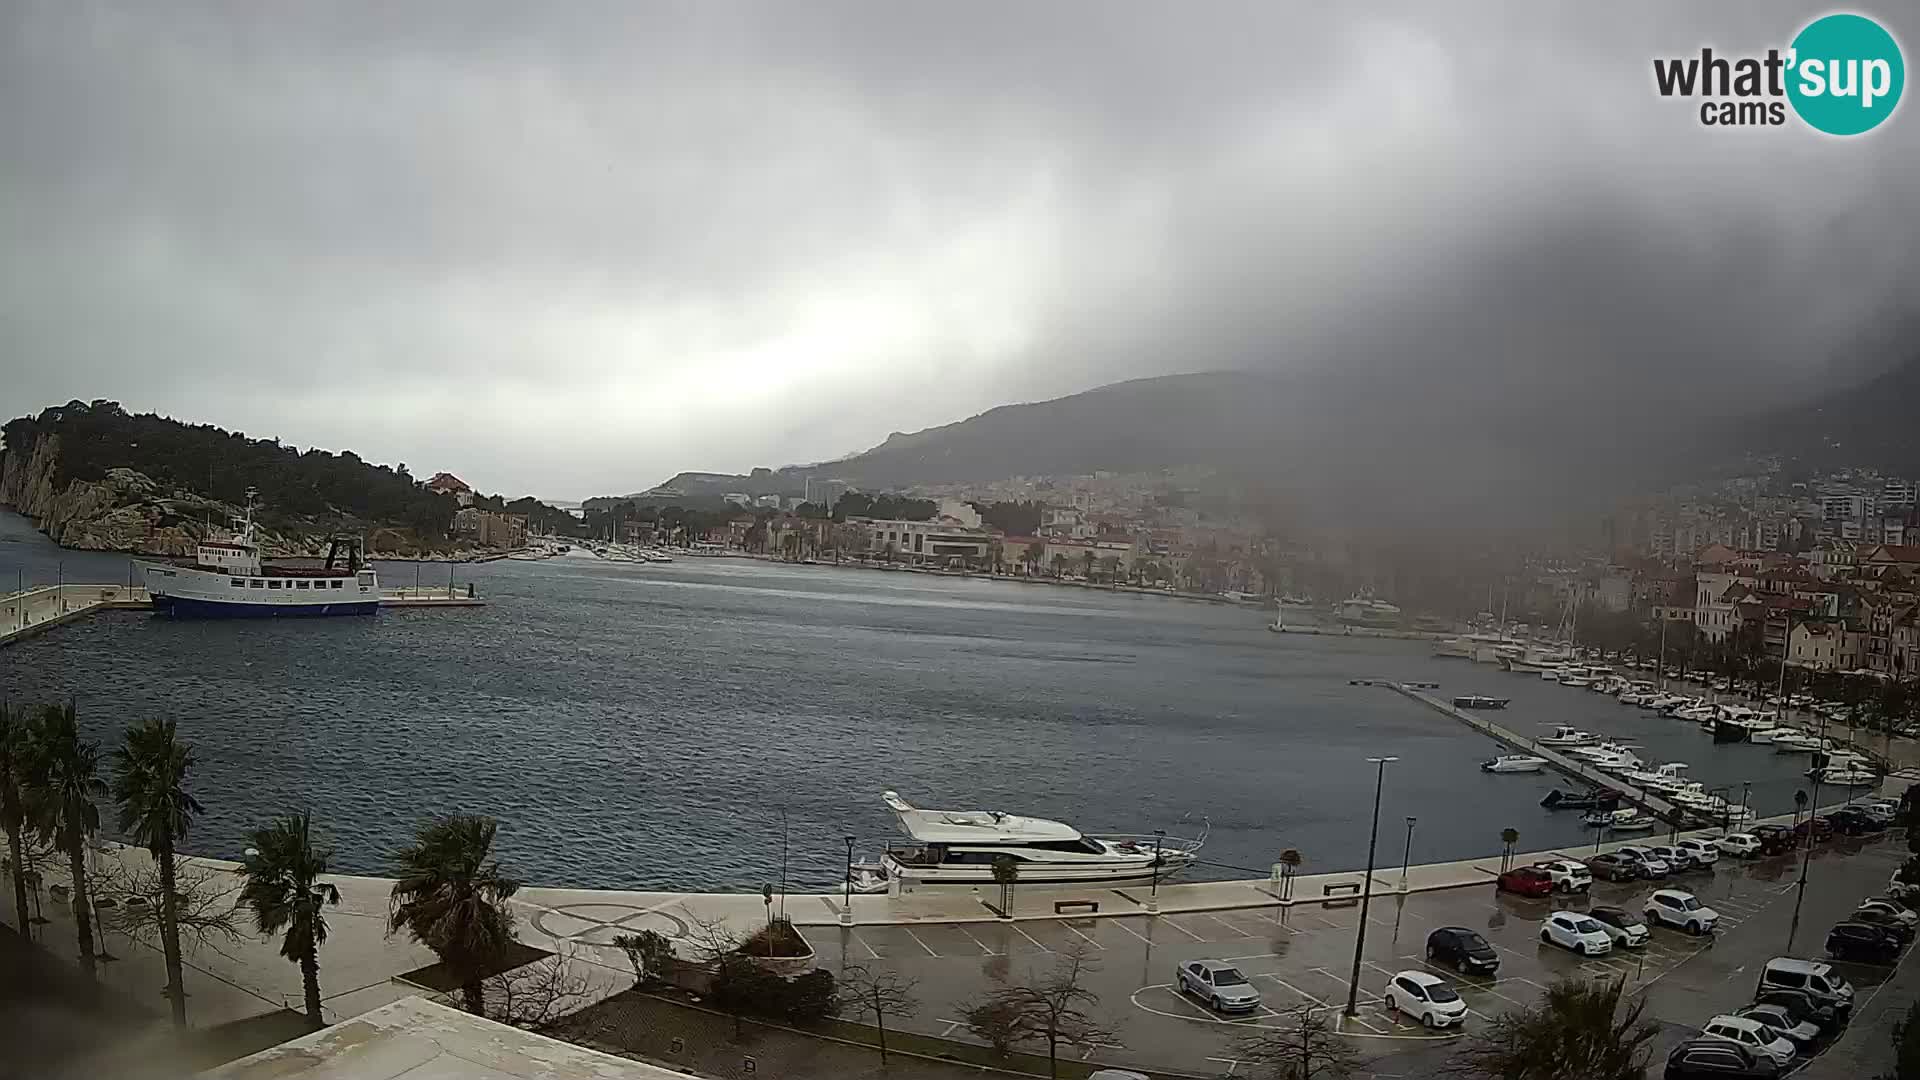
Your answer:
[0,582,483,647]
[1386,681,1684,819]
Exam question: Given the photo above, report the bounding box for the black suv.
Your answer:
[1426,926,1500,974]
[1752,987,1842,1035]
[1663,1037,1778,1078]
[1828,808,1885,836]
[1750,824,1794,855]
[1828,921,1903,962]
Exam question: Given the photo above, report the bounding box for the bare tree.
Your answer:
[963,995,1027,1056]
[612,928,676,988]
[449,945,599,1032]
[1447,977,1657,1080]
[839,964,920,1065]
[1234,1003,1361,1080]
[961,942,1119,1079]
[95,854,242,962]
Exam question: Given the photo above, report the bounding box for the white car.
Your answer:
[1736,1004,1820,1047]
[1700,1014,1796,1066]
[1541,911,1613,955]
[1714,833,1761,858]
[1644,889,1719,935]
[1648,844,1695,872]
[1384,970,1468,1028]
[1856,899,1920,927]
[1675,838,1720,866]
[1533,859,1593,893]
[1615,846,1671,878]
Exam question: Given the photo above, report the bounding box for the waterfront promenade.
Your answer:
[2,784,1885,1040]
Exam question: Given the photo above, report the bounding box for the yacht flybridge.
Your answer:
[874,791,1205,893]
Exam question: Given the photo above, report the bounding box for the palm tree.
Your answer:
[1499,828,1520,873]
[388,814,520,1014]
[241,813,342,1028]
[24,702,107,978]
[113,719,202,1026]
[0,703,32,936]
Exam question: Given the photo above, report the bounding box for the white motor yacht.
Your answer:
[1539,726,1601,747]
[1584,807,1656,831]
[1771,729,1825,754]
[1481,755,1549,774]
[876,791,1204,892]
[1817,767,1880,787]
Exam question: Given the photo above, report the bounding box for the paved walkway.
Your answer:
[0,584,149,647]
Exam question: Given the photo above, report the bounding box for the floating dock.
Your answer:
[1385,681,1682,820]
[1,582,482,648]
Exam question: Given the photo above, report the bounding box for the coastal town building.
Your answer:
[451,507,528,548]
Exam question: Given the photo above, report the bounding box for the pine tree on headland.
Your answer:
[241,812,342,1029]
[112,718,202,1026]
[23,702,107,979]
[388,814,521,1015]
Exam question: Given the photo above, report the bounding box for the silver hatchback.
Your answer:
[1177,959,1262,1012]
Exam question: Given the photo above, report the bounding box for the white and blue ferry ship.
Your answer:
[142,492,378,617]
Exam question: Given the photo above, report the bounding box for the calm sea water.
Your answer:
[0,510,1827,891]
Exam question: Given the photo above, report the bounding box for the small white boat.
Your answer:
[1818,768,1879,788]
[1481,755,1548,774]
[847,859,890,894]
[1539,726,1600,747]
[1585,808,1655,831]
[1771,730,1824,754]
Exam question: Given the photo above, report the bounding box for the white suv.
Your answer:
[1675,838,1720,865]
[1700,1015,1795,1066]
[1533,859,1593,893]
[1644,889,1719,935]
[1541,911,1613,955]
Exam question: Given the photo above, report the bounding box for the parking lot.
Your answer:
[795,831,1915,1076]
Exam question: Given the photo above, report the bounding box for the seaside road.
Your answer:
[798,831,1912,1077]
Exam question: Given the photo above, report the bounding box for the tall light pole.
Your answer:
[1399,817,1417,892]
[1346,756,1397,1017]
[841,835,856,927]
[1788,714,1830,951]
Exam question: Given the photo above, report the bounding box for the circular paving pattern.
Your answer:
[530,902,692,946]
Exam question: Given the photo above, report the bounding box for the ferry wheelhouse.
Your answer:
[143,492,378,618]
[874,791,1205,893]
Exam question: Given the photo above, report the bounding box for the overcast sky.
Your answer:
[3,2,1917,500]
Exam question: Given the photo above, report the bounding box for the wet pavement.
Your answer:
[797,831,1916,1077]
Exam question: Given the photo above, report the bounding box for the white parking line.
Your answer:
[1225,951,1285,963]
[1259,974,1329,1007]
[936,1017,964,1036]
[903,928,939,957]
[1010,923,1052,953]
[849,931,880,960]
[1207,913,1255,938]
[1063,922,1106,950]
[1162,917,1207,942]
[956,926,999,956]
[1112,920,1155,946]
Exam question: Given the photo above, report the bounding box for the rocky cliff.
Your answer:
[2,434,342,556]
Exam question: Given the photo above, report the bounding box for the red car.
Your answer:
[1495,866,1555,897]
[1790,817,1835,843]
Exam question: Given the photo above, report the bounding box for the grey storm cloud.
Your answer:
[1,1,1916,499]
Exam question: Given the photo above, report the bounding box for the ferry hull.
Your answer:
[152,595,379,618]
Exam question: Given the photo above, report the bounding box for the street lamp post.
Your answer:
[1788,716,1830,951]
[1346,756,1398,1017]
[1399,817,1417,893]
[841,836,856,927]
[1148,829,1167,914]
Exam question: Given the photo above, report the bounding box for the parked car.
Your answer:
[1750,988,1841,1035]
[1496,865,1555,898]
[1663,1038,1779,1079]
[1698,1015,1795,1067]
[1586,852,1642,882]
[1383,970,1468,1028]
[1845,908,1916,943]
[1789,817,1834,843]
[1859,802,1898,825]
[1645,889,1720,935]
[1617,845,1672,878]
[1829,808,1886,835]
[1748,825,1794,856]
[1649,844,1699,872]
[1426,926,1500,974]
[1715,833,1762,858]
[1541,911,1613,955]
[1676,837,1722,865]
[1735,1004,1820,1048]
[1855,899,1919,927]
[1533,859,1594,893]
[1176,960,1262,1013]
[1587,905,1650,948]
[1756,958,1855,1018]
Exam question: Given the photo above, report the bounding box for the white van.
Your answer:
[1756,958,1854,1017]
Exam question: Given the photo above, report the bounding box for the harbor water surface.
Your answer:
[0,510,1835,891]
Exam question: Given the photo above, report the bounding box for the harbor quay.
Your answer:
[0,581,484,648]
[4,783,1907,1079]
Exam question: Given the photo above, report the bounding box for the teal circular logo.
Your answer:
[1787,13,1904,135]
